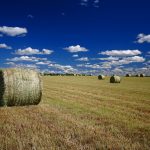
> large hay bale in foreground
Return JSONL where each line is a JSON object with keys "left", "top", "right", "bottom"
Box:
{"left": 0, "top": 68, "right": 42, "bottom": 106}
{"left": 98, "top": 75, "right": 105, "bottom": 80}
{"left": 110, "top": 75, "right": 121, "bottom": 83}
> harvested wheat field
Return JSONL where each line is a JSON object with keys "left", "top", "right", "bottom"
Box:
{"left": 0, "top": 76, "right": 150, "bottom": 150}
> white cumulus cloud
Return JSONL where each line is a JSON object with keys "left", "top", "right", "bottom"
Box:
{"left": 36, "top": 61, "right": 52, "bottom": 65}
{"left": 76, "top": 57, "right": 89, "bottom": 61}
{"left": 42, "top": 49, "right": 53, "bottom": 54}
{"left": 124, "top": 56, "right": 145, "bottom": 62}
{"left": 15, "top": 47, "right": 53, "bottom": 55}
{"left": 5, "top": 62, "right": 15, "bottom": 65}
{"left": 93, "top": 0, "right": 100, "bottom": 8}
{"left": 27, "top": 14, "right": 34, "bottom": 18}
{"left": 77, "top": 63, "right": 101, "bottom": 69}
{"left": 101, "top": 56, "right": 145, "bottom": 67}
{"left": 7, "top": 56, "right": 47, "bottom": 62}
{"left": 136, "top": 33, "right": 150, "bottom": 43}
{"left": 80, "top": 0, "right": 100, "bottom": 7}
{"left": 0, "top": 43, "right": 12, "bottom": 49}
{"left": 80, "top": 0, "right": 88, "bottom": 6}
{"left": 92, "top": 56, "right": 119, "bottom": 61}
{"left": 15, "top": 64, "right": 39, "bottom": 70}
{"left": 64, "top": 45, "right": 88, "bottom": 53}
{"left": 48, "top": 64, "right": 77, "bottom": 73}
{"left": 0, "top": 26, "right": 27, "bottom": 36}
{"left": 72, "top": 54, "right": 79, "bottom": 58}
{"left": 99, "top": 50, "right": 141, "bottom": 56}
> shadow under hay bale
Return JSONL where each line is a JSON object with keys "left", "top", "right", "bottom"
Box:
{"left": 98, "top": 75, "right": 105, "bottom": 80}
{"left": 110, "top": 75, "right": 121, "bottom": 83}
{"left": 0, "top": 68, "right": 42, "bottom": 107}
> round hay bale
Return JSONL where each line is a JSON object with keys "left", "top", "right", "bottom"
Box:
{"left": 110, "top": 75, "right": 121, "bottom": 83}
{"left": 0, "top": 68, "right": 42, "bottom": 106}
{"left": 136, "top": 74, "right": 140, "bottom": 77}
{"left": 126, "top": 74, "right": 131, "bottom": 77}
{"left": 140, "top": 74, "right": 145, "bottom": 77}
{"left": 98, "top": 75, "right": 105, "bottom": 80}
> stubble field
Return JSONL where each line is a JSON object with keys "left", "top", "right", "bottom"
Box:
{"left": 0, "top": 76, "right": 150, "bottom": 150}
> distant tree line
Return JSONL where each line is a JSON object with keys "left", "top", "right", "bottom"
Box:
{"left": 40, "top": 73, "right": 92, "bottom": 76}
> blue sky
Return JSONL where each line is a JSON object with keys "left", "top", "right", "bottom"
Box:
{"left": 0, "top": 0, "right": 150, "bottom": 75}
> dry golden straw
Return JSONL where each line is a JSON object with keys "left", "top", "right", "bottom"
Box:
{"left": 0, "top": 68, "right": 42, "bottom": 106}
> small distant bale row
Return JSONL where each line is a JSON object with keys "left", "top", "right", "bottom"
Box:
{"left": 135, "top": 74, "right": 145, "bottom": 77}
{"left": 126, "top": 74, "right": 145, "bottom": 77}
{"left": 98, "top": 74, "right": 121, "bottom": 83}
{"left": 0, "top": 68, "right": 42, "bottom": 107}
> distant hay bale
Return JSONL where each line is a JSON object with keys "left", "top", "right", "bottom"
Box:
{"left": 136, "top": 74, "right": 140, "bottom": 77}
{"left": 110, "top": 75, "right": 121, "bottom": 83}
{"left": 98, "top": 75, "right": 105, "bottom": 80}
{"left": 140, "top": 74, "right": 145, "bottom": 77}
{"left": 0, "top": 68, "right": 42, "bottom": 106}
{"left": 126, "top": 74, "right": 131, "bottom": 77}
{"left": 40, "top": 72, "right": 44, "bottom": 76}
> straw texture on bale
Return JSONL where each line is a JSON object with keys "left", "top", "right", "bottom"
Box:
{"left": 98, "top": 75, "right": 105, "bottom": 80}
{"left": 0, "top": 68, "right": 42, "bottom": 106}
{"left": 126, "top": 74, "right": 131, "bottom": 77}
{"left": 110, "top": 75, "right": 121, "bottom": 83}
